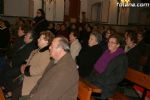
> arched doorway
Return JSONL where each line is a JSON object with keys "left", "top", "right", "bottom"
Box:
{"left": 91, "top": 3, "right": 102, "bottom": 22}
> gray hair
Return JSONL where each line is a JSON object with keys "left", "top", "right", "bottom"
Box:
{"left": 90, "top": 32, "right": 102, "bottom": 44}
{"left": 57, "top": 36, "right": 70, "bottom": 52}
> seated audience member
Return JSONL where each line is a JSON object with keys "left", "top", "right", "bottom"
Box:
{"left": 0, "top": 31, "right": 36, "bottom": 92}
{"left": 124, "top": 30, "right": 143, "bottom": 70}
{"left": 69, "top": 31, "right": 81, "bottom": 60}
{"left": 20, "top": 31, "right": 54, "bottom": 98}
{"left": 0, "top": 19, "right": 10, "bottom": 49}
{"left": 11, "top": 25, "right": 27, "bottom": 55}
{"left": 100, "top": 28, "right": 115, "bottom": 52}
{"left": 136, "top": 30, "right": 148, "bottom": 55}
{"left": 56, "top": 24, "right": 69, "bottom": 39}
{"left": 47, "top": 22, "right": 56, "bottom": 35}
{"left": 80, "top": 24, "right": 92, "bottom": 48}
{"left": 21, "top": 36, "right": 79, "bottom": 100}
{"left": 88, "top": 34, "right": 128, "bottom": 100}
{"left": 76, "top": 32, "right": 103, "bottom": 78}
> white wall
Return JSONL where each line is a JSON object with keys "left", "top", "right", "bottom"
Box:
{"left": 44, "top": 0, "right": 64, "bottom": 21}
{"left": 33, "top": 0, "right": 42, "bottom": 17}
{"left": 108, "top": 0, "right": 118, "bottom": 24}
{"left": 87, "top": 0, "right": 102, "bottom": 21}
{"left": 101, "top": 0, "right": 110, "bottom": 23}
{"left": 55, "top": 0, "right": 64, "bottom": 21}
{"left": 4, "top": 0, "right": 29, "bottom": 17}
{"left": 45, "top": 0, "right": 56, "bottom": 21}
{"left": 80, "top": 0, "right": 88, "bottom": 22}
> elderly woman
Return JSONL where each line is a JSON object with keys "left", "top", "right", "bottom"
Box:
{"left": 76, "top": 32, "right": 103, "bottom": 78}
{"left": 88, "top": 34, "right": 128, "bottom": 100}
{"left": 124, "top": 30, "right": 143, "bottom": 70}
{"left": 20, "top": 31, "right": 54, "bottom": 99}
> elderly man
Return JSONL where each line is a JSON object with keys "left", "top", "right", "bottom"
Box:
{"left": 27, "top": 36, "right": 79, "bottom": 100}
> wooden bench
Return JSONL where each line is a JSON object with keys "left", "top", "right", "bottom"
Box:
{"left": 78, "top": 77, "right": 102, "bottom": 100}
{"left": 78, "top": 67, "right": 150, "bottom": 100}
{"left": 125, "top": 67, "right": 150, "bottom": 99}
{"left": 0, "top": 88, "right": 5, "bottom": 100}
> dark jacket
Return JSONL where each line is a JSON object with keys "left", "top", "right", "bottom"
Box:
{"left": 33, "top": 17, "right": 49, "bottom": 39}
{"left": 88, "top": 54, "right": 128, "bottom": 99}
{"left": 76, "top": 44, "right": 102, "bottom": 78}
{"left": 29, "top": 53, "right": 79, "bottom": 100}
{"left": 0, "top": 27, "right": 10, "bottom": 48}
{"left": 126, "top": 45, "right": 142, "bottom": 70}
{"left": 12, "top": 41, "right": 36, "bottom": 69}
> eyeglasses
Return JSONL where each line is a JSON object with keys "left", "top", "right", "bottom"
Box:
{"left": 37, "top": 12, "right": 41, "bottom": 14}
{"left": 108, "top": 41, "right": 118, "bottom": 44}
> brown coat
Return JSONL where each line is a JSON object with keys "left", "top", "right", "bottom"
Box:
{"left": 29, "top": 53, "right": 79, "bottom": 100}
{"left": 22, "top": 47, "right": 50, "bottom": 96}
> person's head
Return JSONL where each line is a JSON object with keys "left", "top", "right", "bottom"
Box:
{"left": 125, "top": 30, "right": 137, "bottom": 47}
{"left": 49, "top": 36, "right": 70, "bottom": 61}
{"left": 105, "top": 28, "right": 115, "bottom": 39}
{"left": 55, "top": 24, "right": 61, "bottom": 31}
{"left": 88, "top": 32, "right": 102, "bottom": 47}
{"left": 48, "top": 23, "right": 55, "bottom": 29}
{"left": 38, "top": 31, "right": 55, "bottom": 49}
{"left": 0, "top": 19, "right": 5, "bottom": 27}
{"left": 24, "top": 31, "right": 34, "bottom": 44}
{"left": 69, "top": 31, "right": 78, "bottom": 43}
{"left": 60, "top": 24, "right": 66, "bottom": 31}
{"left": 108, "top": 34, "right": 122, "bottom": 53}
{"left": 17, "top": 25, "right": 27, "bottom": 37}
{"left": 137, "top": 31, "right": 144, "bottom": 43}
{"left": 36, "top": 9, "right": 45, "bottom": 18}
{"left": 86, "top": 25, "right": 92, "bottom": 32}
{"left": 71, "top": 23, "right": 77, "bottom": 30}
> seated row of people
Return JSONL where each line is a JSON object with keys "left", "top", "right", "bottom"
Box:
{"left": 0, "top": 22, "right": 150, "bottom": 100}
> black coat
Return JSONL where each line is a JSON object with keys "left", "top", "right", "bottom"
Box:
{"left": 126, "top": 45, "right": 143, "bottom": 70}
{"left": 88, "top": 54, "right": 128, "bottom": 99}
{"left": 0, "top": 27, "right": 10, "bottom": 48}
{"left": 12, "top": 41, "right": 36, "bottom": 69}
{"left": 33, "top": 17, "right": 49, "bottom": 39}
{"left": 76, "top": 44, "right": 102, "bottom": 77}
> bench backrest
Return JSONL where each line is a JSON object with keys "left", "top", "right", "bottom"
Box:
{"left": 0, "top": 88, "right": 5, "bottom": 100}
{"left": 125, "top": 67, "right": 150, "bottom": 90}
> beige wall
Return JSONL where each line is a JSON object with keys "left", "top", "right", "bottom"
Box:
{"left": 4, "top": 0, "right": 29, "bottom": 16}
{"left": 44, "top": 0, "right": 64, "bottom": 21}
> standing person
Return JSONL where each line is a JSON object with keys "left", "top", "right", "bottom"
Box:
{"left": 18, "top": 31, "right": 54, "bottom": 100}
{"left": 33, "top": 9, "right": 48, "bottom": 39}
{"left": 27, "top": 36, "right": 79, "bottom": 100}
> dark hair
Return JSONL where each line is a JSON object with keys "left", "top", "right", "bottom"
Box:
{"left": 126, "top": 30, "right": 137, "bottom": 43}
{"left": 26, "top": 30, "right": 35, "bottom": 40}
{"left": 40, "top": 31, "right": 55, "bottom": 44}
{"left": 19, "top": 25, "right": 29, "bottom": 33}
{"left": 70, "top": 31, "right": 79, "bottom": 38}
{"left": 37, "top": 9, "right": 45, "bottom": 18}
{"left": 109, "top": 33, "right": 124, "bottom": 48}
{"left": 137, "top": 30, "right": 145, "bottom": 38}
